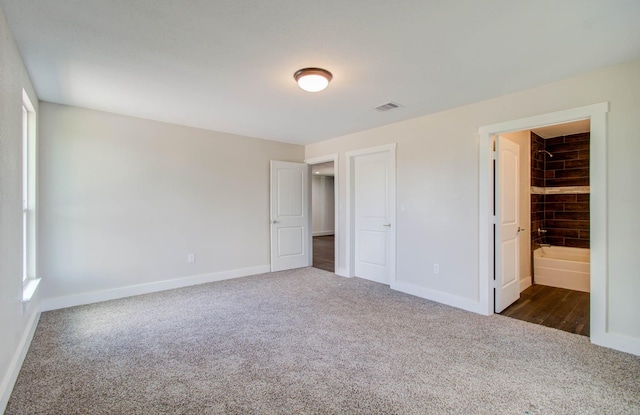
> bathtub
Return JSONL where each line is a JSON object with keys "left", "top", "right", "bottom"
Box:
{"left": 533, "top": 246, "right": 590, "bottom": 292}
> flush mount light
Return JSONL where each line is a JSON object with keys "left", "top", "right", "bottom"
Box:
{"left": 294, "top": 67, "right": 333, "bottom": 92}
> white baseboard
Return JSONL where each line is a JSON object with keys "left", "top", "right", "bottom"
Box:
{"left": 335, "top": 268, "right": 350, "bottom": 278}
{"left": 391, "top": 280, "right": 486, "bottom": 315}
{"left": 312, "top": 231, "right": 335, "bottom": 237}
{"left": 520, "top": 276, "right": 532, "bottom": 292}
{"left": 0, "top": 310, "right": 40, "bottom": 414}
{"left": 40, "top": 265, "right": 271, "bottom": 312}
{"left": 591, "top": 331, "right": 640, "bottom": 357}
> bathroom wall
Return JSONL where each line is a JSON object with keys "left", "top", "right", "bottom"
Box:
{"left": 544, "top": 133, "right": 590, "bottom": 187}
{"left": 543, "top": 132, "right": 590, "bottom": 248}
{"left": 530, "top": 132, "right": 546, "bottom": 247}
{"left": 530, "top": 131, "right": 590, "bottom": 249}
{"left": 543, "top": 194, "right": 590, "bottom": 247}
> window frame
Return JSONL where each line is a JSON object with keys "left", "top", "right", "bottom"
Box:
{"left": 22, "top": 90, "right": 39, "bottom": 301}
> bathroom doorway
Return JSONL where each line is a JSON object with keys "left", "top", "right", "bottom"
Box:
{"left": 496, "top": 120, "right": 591, "bottom": 336}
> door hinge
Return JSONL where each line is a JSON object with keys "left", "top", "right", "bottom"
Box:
{"left": 492, "top": 215, "right": 497, "bottom": 224}
{"left": 492, "top": 151, "right": 497, "bottom": 160}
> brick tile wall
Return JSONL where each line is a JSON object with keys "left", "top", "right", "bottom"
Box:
{"left": 530, "top": 132, "right": 546, "bottom": 247}
{"left": 544, "top": 132, "right": 590, "bottom": 187}
{"left": 544, "top": 193, "right": 590, "bottom": 248}
{"left": 530, "top": 132, "right": 590, "bottom": 248}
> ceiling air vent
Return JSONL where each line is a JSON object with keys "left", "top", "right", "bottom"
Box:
{"left": 375, "top": 102, "right": 402, "bottom": 112}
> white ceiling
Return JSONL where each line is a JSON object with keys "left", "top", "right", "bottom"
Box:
{"left": 2, "top": 1, "right": 639, "bottom": 145}
{"left": 531, "top": 119, "right": 590, "bottom": 139}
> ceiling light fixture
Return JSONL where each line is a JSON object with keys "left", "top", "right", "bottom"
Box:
{"left": 294, "top": 68, "right": 332, "bottom": 92}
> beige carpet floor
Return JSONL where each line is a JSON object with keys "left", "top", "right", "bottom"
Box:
{"left": 7, "top": 267, "right": 640, "bottom": 414}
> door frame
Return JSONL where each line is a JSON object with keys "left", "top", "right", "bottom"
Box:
{"left": 345, "top": 143, "right": 397, "bottom": 281}
{"left": 479, "top": 102, "right": 614, "bottom": 348}
{"left": 305, "top": 154, "right": 339, "bottom": 271}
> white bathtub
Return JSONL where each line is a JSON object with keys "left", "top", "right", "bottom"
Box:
{"left": 533, "top": 246, "right": 590, "bottom": 292}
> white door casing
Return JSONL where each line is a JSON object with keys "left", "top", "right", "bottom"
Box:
{"left": 479, "top": 103, "right": 633, "bottom": 355}
{"left": 495, "top": 135, "right": 521, "bottom": 313}
{"left": 353, "top": 149, "right": 395, "bottom": 284}
{"left": 270, "top": 161, "right": 310, "bottom": 272}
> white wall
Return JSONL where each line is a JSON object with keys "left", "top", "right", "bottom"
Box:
{"left": 305, "top": 59, "right": 640, "bottom": 348}
{"left": 501, "top": 131, "right": 532, "bottom": 292}
{"left": 38, "top": 103, "right": 304, "bottom": 304}
{"left": 312, "top": 175, "right": 335, "bottom": 236}
{"left": 0, "top": 6, "right": 41, "bottom": 411}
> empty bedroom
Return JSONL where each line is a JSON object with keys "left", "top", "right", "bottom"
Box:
{"left": 1, "top": 1, "right": 639, "bottom": 413}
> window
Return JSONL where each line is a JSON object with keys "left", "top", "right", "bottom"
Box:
{"left": 22, "top": 90, "right": 39, "bottom": 301}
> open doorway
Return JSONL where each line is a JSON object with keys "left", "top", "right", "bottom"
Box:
{"left": 310, "top": 161, "right": 335, "bottom": 272}
{"left": 479, "top": 102, "right": 612, "bottom": 349}
{"left": 497, "top": 120, "right": 591, "bottom": 336}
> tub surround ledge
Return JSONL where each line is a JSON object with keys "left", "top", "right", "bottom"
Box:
{"left": 531, "top": 186, "right": 590, "bottom": 195}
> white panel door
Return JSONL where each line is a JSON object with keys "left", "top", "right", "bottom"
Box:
{"left": 495, "top": 135, "right": 522, "bottom": 313}
{"left": 354, "top": 151, "right": 393, "bottom": 284}
{"left": 270, "top": 161, "right": 310, "bottom": 272}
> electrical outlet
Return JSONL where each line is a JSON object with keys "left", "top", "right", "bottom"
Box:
{"left": 433, "top": 264, "right": 439, "bottom": 274}
{"left": 188, "top": 253, "right": 195, "bottom": 263}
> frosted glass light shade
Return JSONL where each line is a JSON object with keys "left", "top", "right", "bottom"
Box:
{"left": 294, "top": 68, "right": 332, "bottom": 92}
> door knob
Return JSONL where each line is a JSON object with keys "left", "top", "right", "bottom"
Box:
{"left": 271, "top": 220, "right": 279, "bottom": 224}
{"left": 517, "top": 227, "right": 525, "bottom": 233}
{"left": 383, "top": 223, "right": 391, "bottom": 227}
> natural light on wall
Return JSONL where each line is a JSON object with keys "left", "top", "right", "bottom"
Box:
{"left": 22, "top": 89, "right": 40, "bottom": 302}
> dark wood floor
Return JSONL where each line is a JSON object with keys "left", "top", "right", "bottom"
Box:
{"left": 501, "top": 284, "right": 590, "bottom": 336}
{"left": 312, "top": 235, "right": 334, "bottom": 272}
